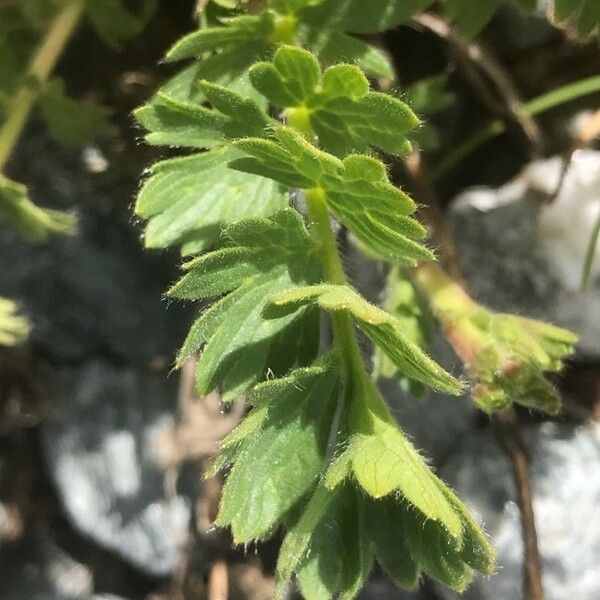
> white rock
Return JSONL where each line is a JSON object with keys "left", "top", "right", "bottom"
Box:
{"left": 439, "top": 422, "right": 600, "bottom": 600}
{"left": 41, "top": 361, "right": 192, "bottom": 576}
{"left": 449, "top": 149, "right": 600, "bottom": 355}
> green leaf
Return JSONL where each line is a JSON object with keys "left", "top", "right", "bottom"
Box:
{"left": 269, "top": 0, "right": 323, "bottom": 12}
{"left": 364, "top": 496, "right": 420, "bottom": 589}
{"left": 0, "top": 174, "right": 76, "bottom": 242}
{"left": 415, "top": 264, "right": 578, "bottom": 414}
{"left": 135, "top": 84, "right": 272, "bottom": 149}
{"left": 405, "top": 73, "right": 455, "bottom": 152}
{"left": 342, "top": 375, "right": 462, "bottom": 536}
{"left": 135, "top": 147, "right": 287, "bottom": 255}
{"left": 553, "top": 0, "right": 600, "bottom": 36}
{"left": 314, "top": 30, "right": 394, "bottom": 79}
{"left": 38, "top": 79, "right": 116, "bottom": 145}
{"left": 445, "top": 0, "right": 503, "bottom": 38}
{"left": 232, "top": 127, "right": 434, "bottom": 263}
{"left": 0, "top": 297, "right": 30, "bottom": 346}
{"left": 278, "top": 475, "right": 492, "bottom": 597}
{"left": 406, "top": 73, "right": 455, "bottom": 116}
{"left": 373, "top": 267, "right": 432, "bottom": 397}
{"left": 86, "top": 0, "right": 157, "bottom": 49}
{"left": 166, "top": 12, "right": 277, "bottom": 61}
{"left": 276, "top": 480, "right": 337, "bottom": 589}
{"left": 215, "top": 355, "right": 339, "bottom": 542}
{"left": 159, "top": 41, "right": 269, "bottom": 105}
{"left": 300, "top": 0, "right": 436, "bottom": 34}
{"left": 271, "top": 283, "right": 462, "bottom": 394}
{"left": 403, "top": 504, "right": 473, "bottom": 591}
{"left": 296, "top": 485, "right": 372, "bottom": 600}
{"left": 249, "top": 45, "right": 418, "bottom": 156}
{"left": 169, "top": 209, "right": 320, "bottom": 401}
{"left": 435, "top": 480, "right": 496, "bottom": 576}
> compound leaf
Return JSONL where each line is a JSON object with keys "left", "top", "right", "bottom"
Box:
{"left": 342, "top": 376, "right": 462, "bottom": 536}
{"left": 215, "top": 355, "right": 339, "bottom": 542}
{"left": 170, "top": 209, "right": 319, "bottom": 401}
{"left": 136, "top": 147, "right": 287, "bottom": 254}
{"left": 232, "top": 128, "right": 433, "bottom": 263}
{"left": 250, "top": 45, "right": 418, "bottom": 156}
{"left": 271, "top": 284, "right": 462, "bottom": 394}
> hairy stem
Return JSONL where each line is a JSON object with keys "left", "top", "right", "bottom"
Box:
{"left": 305, "top": 189, "right": 365, "bottom": 385}
{"left": 0, "top": 0, "right": 86, "bottom": 172}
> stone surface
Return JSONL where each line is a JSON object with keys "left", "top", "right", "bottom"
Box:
{"left": 41, "top": 361, "right": 193, "bottom": 577}
{"left": 0, "top": 129, "right": 189, "bottom": 363}
{"left": 448, "top": 149, "right": 600, "bottom": 356}
{"left": 439, "top": 422, "right": 600, "bottom": 600}
{"left": 0, "top": 529, "right": 93, "bottom": 600}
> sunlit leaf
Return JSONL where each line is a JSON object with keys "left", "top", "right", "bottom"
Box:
{"left": 232, "top": 127, "right": 433, "bottom": 263}
{"left": 250, "top": 45, "right": 418, "bottom": 156}
{"left": 0, "top": 174, "right": 76, "bottom": 242}
{"left": 169, "top": 209, "right": 319, "bottom": 401}
{"left": 270, "top": 283, "right": 462, "bottom": 394}
{"left": 0, "top": 297, "right": 30, "bottom": 346}
{"left": 136, "top": 146, "right": 287, "bottom": 255}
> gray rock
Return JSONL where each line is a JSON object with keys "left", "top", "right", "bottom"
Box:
{"left": 448, "top": 150, "right": 600, "bottom": 356}
{"left": 41, "top": 361, "right": 192, "bottom": 576}
{"left": 0, "top": 529, "right": 93, "bottom": 600}
{"left": 439, "top": 422, "right": 600, "bottom": 600}
{"left": 0, "top": 128, "right": 189, "bottom": 363}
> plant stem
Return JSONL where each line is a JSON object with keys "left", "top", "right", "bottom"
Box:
{"left": 305, "top": 189, "right": 365, "bottom": 384}
{"left": 492, "top": 410, "right": 544, "bottom": 600}
{"left": 581, "top": 208, "right": 600, "bottom": 290}
{"left": 433, "top": 74, "right": 600, "bottom": 180}
{"left": 0, "top": 0, "right": 86, "bottom": 172}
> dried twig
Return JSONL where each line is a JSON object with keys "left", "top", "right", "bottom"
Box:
{"left": 405, "top": 152, "right": 466, "bottom": 285}
{"left": 411, "top": 13, "right": 544, "bottom": 154}
{"left": 492, "top": 411, "right": 544, "bottom": 600}
{"left": 208, "top": 560, "right": 229, "bottom": 600}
